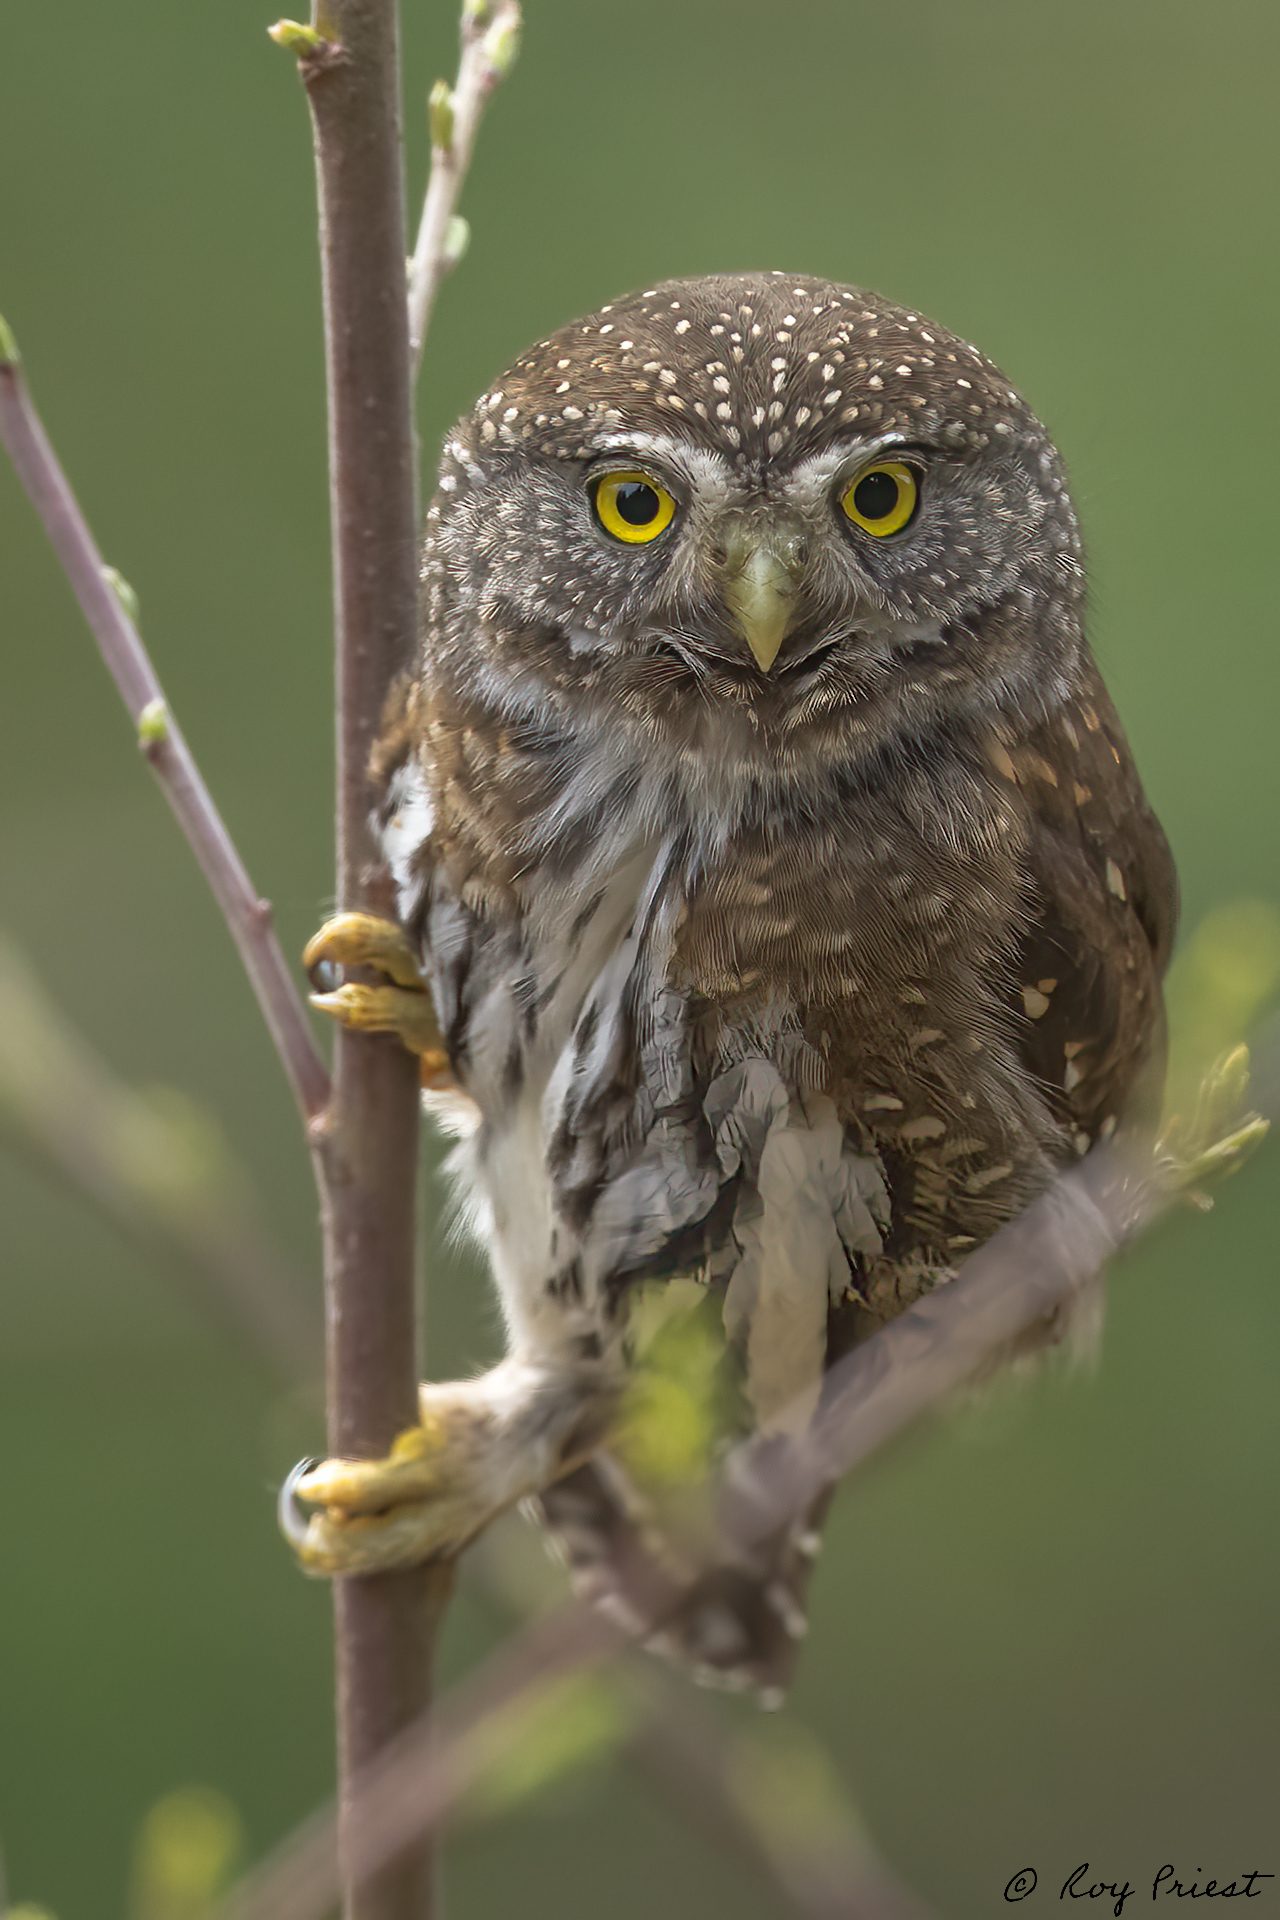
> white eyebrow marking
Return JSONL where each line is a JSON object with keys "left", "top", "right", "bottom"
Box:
{"left": 587, "top": 432, "right": 734, "bottom": 497}
{"left": 780, "top": 431, "right": 912, "bottom": 493}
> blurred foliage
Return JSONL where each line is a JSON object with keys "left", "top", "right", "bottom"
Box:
{"left": 730, "top": 1718, "right": 865, "bottom": 1857}
{"left": 616, "top": 1281, "right": 738, "bottom": 1491}
{"left": 1165, "top": 900, "right": 1280, "bottom": 1107}
{"left": 1, "top": 0, "right": 1277, "bottom": 1917}
{"left": 6, "top": 1785, "right": 243, "bottom": 1920}
{"left": 130, "top": 1789, "right": 243, "bottom": 1920}
{"left": 466, "top": 1675, "right": 635, "bottom": 1825}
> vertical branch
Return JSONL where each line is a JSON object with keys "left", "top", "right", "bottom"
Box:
{"left": 288, "top": 8, "right": 445, "bottom": 1916}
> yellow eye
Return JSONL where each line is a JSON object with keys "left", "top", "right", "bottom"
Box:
{"left": 592, "top": 470, "right": 678, "bottom": 545}
{"left": 840, "top": 460, "right": 919, "bottom": 537}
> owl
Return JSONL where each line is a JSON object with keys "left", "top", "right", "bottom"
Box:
{"left": 290, "top": 273, "right": 1177, "bottom": 1693}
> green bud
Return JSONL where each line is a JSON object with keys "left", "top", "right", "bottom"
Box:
{"left": 0, "top": 312, "right": 20, "bottom": 367}
{"left": 463, "top": 0, "right": 493, "bottom": 23}
{"left": 429, "top": 78, "right": 455, "bottom": 152}
{"left": 267, "top": 19, "right": 326, "bottom": 53}
{"left": 137, "top": 699, "right": 170, "bottom": 747}
{"left": 483, "top": 11, "right": 522, "bottom": 77}
{"left": 444, "top": 215, "right": 471, "bottom": 268}
{"left": 102, "top": 565, "right": 140, "bottom": 627}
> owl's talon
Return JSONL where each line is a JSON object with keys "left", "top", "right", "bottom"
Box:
{"left": 295, "top": 1421, "right": 447, "bottom": 1515}
{"left": 284, "top": 1494, "right": 448, "bottom": 1578}
{"left": 278, "top": 1457, "right": 324, "bottom": 1558}
{"left": 282, "top": 1428, "right": 474, "bottom": 1574}
{"left": 304, "top": 911, "right": 424, "bottom": 990}
{"left": 280, "top": 1423, "right": 475, "bottom": 1577}
{"left": 304, "top": 912, "right": 452, "bottom": 1082}
{"left": 279, "top": 1360, "right": 613, "bottom": 1579}
{"left": 308, "top": 980, "right": 445, "bottom": 1060}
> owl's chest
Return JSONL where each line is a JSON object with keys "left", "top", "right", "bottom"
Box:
{"left": 404, "top": 738, "right": 1064, "bottom": 1351}
{"left": 421, "top": 761, "right": 1029, "bottom": 1132}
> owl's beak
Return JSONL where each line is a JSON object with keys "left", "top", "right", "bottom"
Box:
{"left": 720, "top": 523, "right": 804, "bottom": 674}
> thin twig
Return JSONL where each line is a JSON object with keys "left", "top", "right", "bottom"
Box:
{"left": 0, "top": 938, "right": 320, "bottom": 1387}
{"left": 290, "top": 7, "right": 440, "bottom": 1917}
{"left": 407, "top": 0, "right": 521, "bottom": 378}
{"left": 217, "top": 1077, "right": 1274, "bottom": 1920}
{"left": 0, "top": 335, "right": 330, "bottom": 1127}
{"left": 631, "top": 1674, "right": 936, "bottom": 1920}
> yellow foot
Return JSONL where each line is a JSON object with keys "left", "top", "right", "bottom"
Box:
{"left": 280, "top": 1362, "right": 616, "bottom": 1578}
{"left": 279, "top": 1420, "right": 483, "bottom": 1577}
{"left": 303, "top": 912, "right": 452, "bottom": 1088}
{"left": 1156, "top": 1044, "right": 1269, "bottom": 1211}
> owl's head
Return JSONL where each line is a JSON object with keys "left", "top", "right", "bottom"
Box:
{"left": 427, "top": 274, "right": 1085, "bottom": 773}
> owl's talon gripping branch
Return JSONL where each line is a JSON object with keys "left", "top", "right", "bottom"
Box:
{"left": 280, "top": 1364, "right": 621, "bottom": 1578}
{"left": 279, "top": 1423, "right": 466, "bottom": 1577}
{"left": 303, "top": 911, "right": 452, "bottom": 1087}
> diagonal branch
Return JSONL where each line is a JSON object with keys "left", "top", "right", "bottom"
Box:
{"left": 217, "top": 1062, "right": 1274, "bottom": 1920}
{"left": 0, "top": 327, "right": 330, "bottom": 1127}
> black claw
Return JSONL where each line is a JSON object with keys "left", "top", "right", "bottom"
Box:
{"left": 277, "top": 1457, "right": 324, "bottom": 1554}
{"left": 308, "top": 959, "right": 342, "bottom": 994}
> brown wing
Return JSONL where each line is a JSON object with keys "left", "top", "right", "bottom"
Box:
{"left": 1002, "top": 667, "right": 1178, "bottom": 1149}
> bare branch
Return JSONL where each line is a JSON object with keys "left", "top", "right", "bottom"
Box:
{"left": 287, "top": 3, "right": 440, "bottom": 1913}
{"left": 407, "top": 0, "right": 521, "bottom": 378}
{"left": 0, "top": 332, "right": 330, "bottom": 1127}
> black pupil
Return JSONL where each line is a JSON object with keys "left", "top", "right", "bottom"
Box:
{"left": 614, "top": 481, "right": 661, "bottom": 526}
{"left": 852, "top": 469, "right": 901, "bottom": 521}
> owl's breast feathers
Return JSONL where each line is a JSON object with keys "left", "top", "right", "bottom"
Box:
{"left": 371, "top": 653, "right": 1174, "bottom": 1363}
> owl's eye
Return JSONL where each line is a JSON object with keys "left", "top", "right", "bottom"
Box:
{"left": 592, "top": 470, "right": 678, "bottom": 545}
{"left": 840, "top": 460, "right": 919, "bottom": 537}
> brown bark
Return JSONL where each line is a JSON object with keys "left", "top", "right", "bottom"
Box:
{"left": 299, "top": 5, "right": 448, "bottom": 1914}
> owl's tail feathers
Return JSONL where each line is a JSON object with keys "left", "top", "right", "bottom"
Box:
{"left": 536, "top": 1458, "right": 830, "bottom": 1703}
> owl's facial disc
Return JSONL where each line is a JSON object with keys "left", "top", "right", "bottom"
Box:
{"left": 715, "top": 515, "right": 807, "bottom": 673}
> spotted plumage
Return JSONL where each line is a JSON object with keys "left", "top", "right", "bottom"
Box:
{"left": 368, "top": 272, "right": 1176, "bottom": 1688}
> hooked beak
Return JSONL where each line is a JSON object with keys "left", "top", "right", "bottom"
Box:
{"left": 719, "top": 521, "right": 805, "bottom": 674}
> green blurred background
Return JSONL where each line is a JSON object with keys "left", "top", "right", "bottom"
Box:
{"left": 2, "top": 0, "right": 1277, "bottom": 1913}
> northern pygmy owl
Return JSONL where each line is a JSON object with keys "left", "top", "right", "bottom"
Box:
{"left": 296, "top": 273, "right": 1176, "bottom": 1692}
